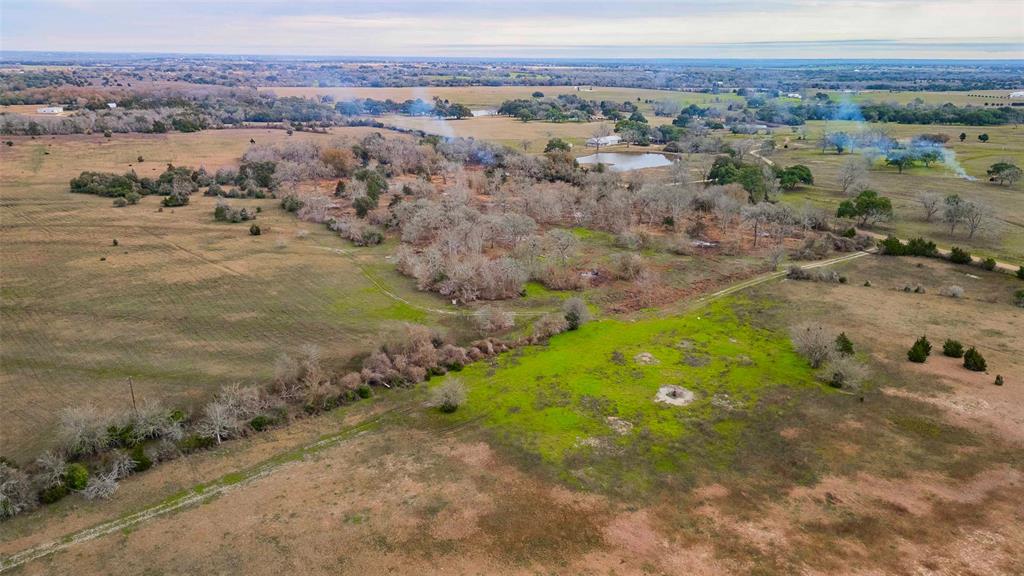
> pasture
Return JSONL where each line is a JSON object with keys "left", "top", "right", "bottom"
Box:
{"left": 7, "top": 255, "right": 1021, "bottom": 574}
{"left": 260, "top": 84, "right": 742, "bottom": 113}
{"left": 825, "top": 89, "right": 1023, "bottom": 106}
{"left": 771, "top": 121, "right": 1024, "bottom": 261}
{"left": 0, "top": 128, "right": 464, "bottom": 460}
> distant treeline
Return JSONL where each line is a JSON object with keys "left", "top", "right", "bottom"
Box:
{"left": 754, "top": 98, "right": 1024, "bottom": 126}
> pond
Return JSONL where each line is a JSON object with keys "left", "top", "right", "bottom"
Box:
{"left": 576, "top": 152, "right": 673, "bottom": 172}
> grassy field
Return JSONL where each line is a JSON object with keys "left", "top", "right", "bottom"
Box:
{"left": 430, "top": 297, "right": 820, "bottom": 498}
{"left": 260, "top": 84, "right": 742, "bottom": 112}
{"left": 375, "top": 113, "right": 622, "bottom": 153}
{"left": 825, "top": 89, "right": 1023, "bottom": 106}
{"left": 771, "top": 121, "right": 1024, "bottom": 262}
{"left": 0, "top": 128, "right": 466, "bottom": 460}
{"left": 4, "top": 255, "right": 1023, "bottom": 574}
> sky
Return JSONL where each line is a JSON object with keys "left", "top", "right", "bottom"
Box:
{"left": 1, "top": 0, "right": 1022, "bottom": 59}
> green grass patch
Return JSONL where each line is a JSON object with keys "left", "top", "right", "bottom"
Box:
{"left": 431, "top": 297, "right": 820, "bottom": 496}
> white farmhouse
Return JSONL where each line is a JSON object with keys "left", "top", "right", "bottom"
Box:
{"left": 787, "top": 93, "right": 803, "bottom": 99}
{"left": 1010, "top": 91, "right": 1024, "bottom": 99}
{"left": 37, "top": 106, "right": 63, "bottom": 114}
{"left": 106, "top": 102, "right": 117, "bottom": 109}
{"left": 586, "top": 134, "right": 621, "bottom": 147}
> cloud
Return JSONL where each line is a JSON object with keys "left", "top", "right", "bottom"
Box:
{"left": 1, "top": 0, "right": 1021, "bottom": 58}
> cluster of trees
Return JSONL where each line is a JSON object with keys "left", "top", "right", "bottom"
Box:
{"left": 753, "top": 98, "right": 1024, "bottom": 127}
{"left": 708, "top": 157, "right": 813, "bottom": 202}
{"left": 498, "top": 94, "right": 598, "bottom": 122}
{"left": 335, "top": 97, "right": 472, "bottom": 119}
{"left": 70, "top": 164, "right": 209, "bottom": 207}
{"left": 919, "top": 193, "right": 992, "bottom": 239}
{"left": 987, "top": 162, "right": 1021, "bottom": 186}
{"left": 0, "top": 86, "right": 347, "bottom": 135}
{"left": 213, "top": 199, "right": 258, "bottom": 223}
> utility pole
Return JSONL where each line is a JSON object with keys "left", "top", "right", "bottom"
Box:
{"left": 127, "top": 376, "right": 138, "bottom": 417}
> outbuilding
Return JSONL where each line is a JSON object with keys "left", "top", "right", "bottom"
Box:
{"left": 37, "top": 106, "right": 63, "bottom": 114}
{"left": 586, "top": 135, "right": 621, "bottom": 147}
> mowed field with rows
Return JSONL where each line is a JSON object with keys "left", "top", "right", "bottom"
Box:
{"left": 0, "top": 128, "right": 464, "bottom": 460}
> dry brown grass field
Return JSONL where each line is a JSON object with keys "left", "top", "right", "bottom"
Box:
{"left": 0, "top": 128, "right": 467, "bottom": 460}
{"left": 3, "top": 256, "right": 1021, "bottom": 575}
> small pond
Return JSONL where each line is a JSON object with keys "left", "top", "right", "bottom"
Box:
{"left": 576, "top": 152, "right": 672, "bottom": 171}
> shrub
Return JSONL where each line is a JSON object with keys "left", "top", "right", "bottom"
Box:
{"left": 0, "top": 463, "right": 37, "bottom": 519}
{"left": 249, "top": 415, "right": 276, "bottom": 432}
{"left": 64, "top": 462, "right": 90, "bottom": 490}
{"left": 58, "top": 405, "right": 110, "bottom": 457}
{"left": 249, "top": 224, "right": 261, "bottom": 236}
{"left": 473, "top": 306, "right": 514, "bottom": 334}
{"left": 130, "top": 443, "right": 152, "bottom": 473}
{"left": 819, "top": 354, "right": 869, "bottom": 390}
{"left": 994, "top": 374, "right": 1004, "bottom": 386}
{"left": 939, "top": 285, "right": 964, "bottom": 298}
{"left": 1017, "top": 266, "right": 1024, "bottom": 279}
{"left": 162, "top": 190, "right": 189, "bottom": 207}
{"left": 562, "top": 298, "right": 590, "bottom": 330}
{"left": 356, "top": 384, "right": 372, "bottom": 399}
{"left": 907, "top": 336, "right": 931, "bottom": 363}
{"left": 834, "top": 332, "right": 854, "bottom": 356}
{"left": 980, "top": 258, "right": 997, "bottom": 271}
{"left": 948, "top": 246, "right": 972, "bottom": 264}
{"left": 280, "top": 195, "right": 304, "bottom": 213}
{"left": 81, "top": 473, "right": 118, "bottom": 501}
{"left": 1014, "top": 289, "right": 1024, "bottom": 308}
{"left": 963, "top": 347, "right": 987, "bottom": 372}
{"left": 430, "top": 379, "right": 467, "bottom": 413}
{"left": 942, "top": 339, "right": 964, "bottom": 358}
{"left": 39, "top": 483, "right": 69, "bottom": 504}
{"left": 790, "top": 323, "right": 834, "bottom": 368}
{"left": 112, "top": 197, "right": 127, "bottom": 207}
{"left": 178, "top": 434, "right": 216, "bottom": 454}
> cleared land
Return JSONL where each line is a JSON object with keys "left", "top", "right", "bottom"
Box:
{"left": 0, "top": 128, "right": 465, "bottom": 460}
{"left": 4, "top": 256, "right": 1022, "bottom": 575}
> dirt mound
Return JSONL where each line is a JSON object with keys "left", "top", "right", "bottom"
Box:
{"left": 634, "top": 352, "right": 659, "bottom": 365}
{"left": 655, "top": 385, "right": 695, "bottom": 406}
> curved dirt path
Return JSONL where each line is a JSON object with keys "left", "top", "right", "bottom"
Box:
{"left": 0, "top": 249, "right": 871, "bottom": 573}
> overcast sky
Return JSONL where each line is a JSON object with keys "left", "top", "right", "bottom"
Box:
{"left": 2, "top": 0, "right": 1022, "bottom": 59}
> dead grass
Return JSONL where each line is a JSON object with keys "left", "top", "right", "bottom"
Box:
{"left": 0, "top": 128, "right": 462, "bottom": 460}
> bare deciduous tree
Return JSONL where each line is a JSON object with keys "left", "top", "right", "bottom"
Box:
{"left": 198, "top": 400, "right": 242, "bottom": 445}
{"left": 58, "top": 405, "right": 110, "bottom": 457}
{"left": 1, "top": 463, "right": 37, "bottom": 518}
{"left": 34, "top": 451, "right": 67, "bottom": 489}
{"left": 819, "top": 354, "right": 870, "bottom": 391}
{"left": 917, "top": 192, "right": 941, "bottom": 222}
{"left": 837, "top": 157, "right": 868, "bottom": 196}
{"left": 81, "top": 471, "right": 118, "bottom": 501}
{"left": 962, "top": 200, "right": 991, "bottom": 239}
{"left": 790, "top": 323, "right": 834, "bottom": 368}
